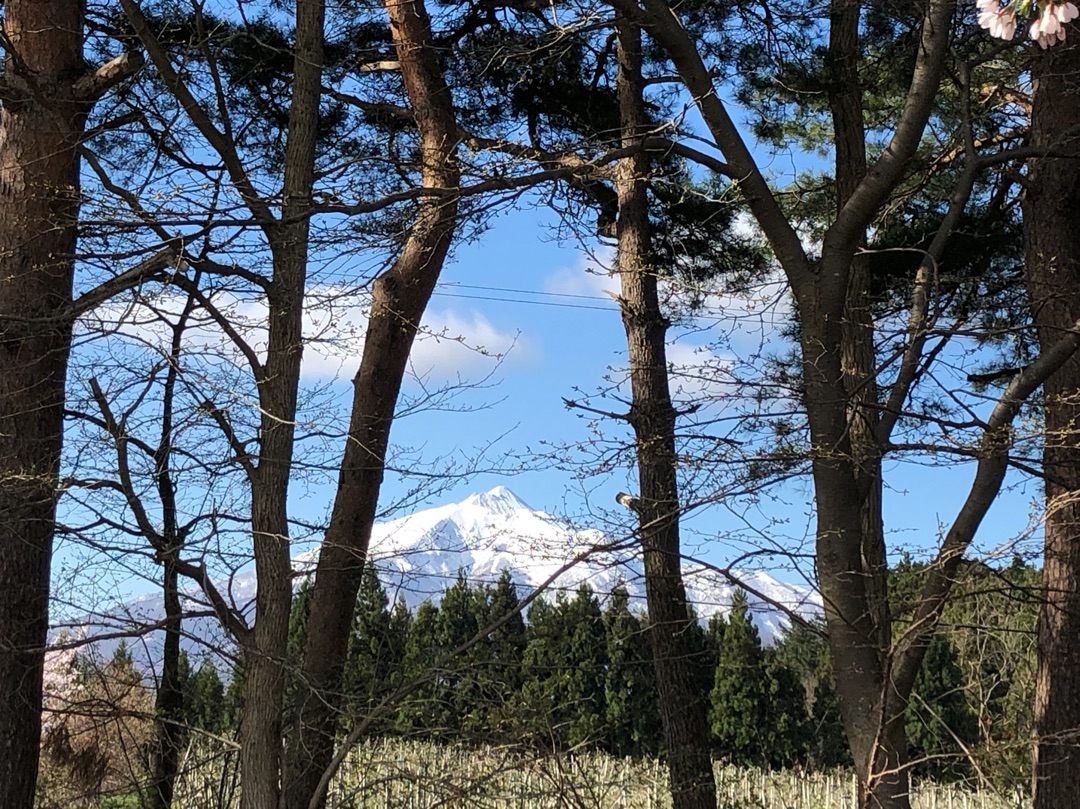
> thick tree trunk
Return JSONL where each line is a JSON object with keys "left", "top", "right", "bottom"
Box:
{"left": 280, "top": 1, "right": 460, "bottom": 806}
{"left": 613, "top": 20, "right": 716, "bottom": 809}
{"left": 1025, "top": 33, "right": 1080, "bottom": 809}
{"left": 236, "top": 0, "right": 324, "bottom": 806}
{"left": 823, "top": 4, "right": 904, "bottom": 803}
{"left": 0, "top": 3, "right": 87, "bottom": 806}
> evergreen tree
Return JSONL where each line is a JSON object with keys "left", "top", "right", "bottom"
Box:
{"left": 475, "top": 570, "right": 528, "bottom": 743}
{"left": 810, "top": 675, "right": 852, "bottom": 769}
{"left": 436, "top": 571, "right": 486, "bottom": 741}
{"left": 709, "top": 590, "right": 769, "bottom": 765}
{"left": 773, "top": 618, "right": 850, "bottom": 768}
{"left": 760, "top": 650, "right": 811, "bottom": 768}
{"left": 603, "top": 585, "right": 662, "bottom": 757}
{"left": 396, "top": 600, "right": 446, "bottom": 738}
{"left": 557, "top": 584, "right": 609, "bottom": 749}
{"left": 520, "top": 585, "right": 608, "bottom": 750}
{"left": 282, "top": 578, "right": 314, "bottom": 735}
{"left": 906, "top": 633, "right": 978, "bottom": 780}
{"left": 187, "top": 660, "right": 226, "bottom": 735}
{"left": 222, "top": 658, "right": 245, "bottom": 734}
{"left": 343, "top": 564, "right": 406, "bottom": 736}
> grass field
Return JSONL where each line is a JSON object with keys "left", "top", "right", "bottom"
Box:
{"left": 173, "top": 739, "right": 1027, "bottom": 809}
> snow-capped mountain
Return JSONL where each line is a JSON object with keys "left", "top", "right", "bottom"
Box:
{"left": 72, "top": 486, "right": 821, "bottom": 662}
{"left": 359, "top": 486, "right": 820, "bottom": 642}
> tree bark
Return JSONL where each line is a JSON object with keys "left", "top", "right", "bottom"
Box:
{"left": 235, "top": 0, "right": 324, "bottom": 805}
{"left": 825, "top": 4, "right": 904, "bottom": 803}
{"left": 281, "top": 1, "right": 461, "bottom": 806}
{"left": 612, "top": 18, "right": 717, "bottom": 809}
{"left": 148, "top": 298, "right": 196, "bottom": 809}
{"left": 1025, "top": 32, "right": 1080, "bottom": 809}
{"left": 119, "top": 0, "right": 322, "bottom": 803}
{"left": 0, "top": 4, "right": 106, "bottom": 806}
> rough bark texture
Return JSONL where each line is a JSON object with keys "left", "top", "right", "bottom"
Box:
{"left": 1026, "top": 33, "right": 1080, "bottom": 809}
{"left": 613, "top": 19, "right": 716, "bottom": 809}
{"left": 825, "top": 4, "right": 904, "bottom": 804}
{"left": 281, "top": 1, "right": 461, "bottom": 806}
{"left": 234, "top": 0, "right": 324, "bottom": 806}
{"left": 0, "top": 3, "right": 87, "bottom": 806}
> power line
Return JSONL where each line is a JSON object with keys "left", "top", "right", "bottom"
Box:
{"left": 432, "top": 291, "right": 616, "bottom": 312}
{"left": 443, "top": 282, "right": 613, "bottom": 302}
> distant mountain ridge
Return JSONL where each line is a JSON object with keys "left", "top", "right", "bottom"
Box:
{"left": 77, "top": 486, "right": 821, "bottom": 662}
{"left": 358, "top": 486, "right": 820, "bottom": 643}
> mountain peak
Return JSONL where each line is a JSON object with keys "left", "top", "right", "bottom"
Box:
{"left": 460, "top": 486, "right": 532, "bottom": 516}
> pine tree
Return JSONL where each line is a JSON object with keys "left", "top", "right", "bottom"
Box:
{"left": 773, "top": 618, "right": 849, "bottom": 768}
{"left": 187, "top": 661, "right": 226, "bottom": 735}
{"left": 520, "top": 585, "right": 608, "bottom": 750}
{"left": 475, "top": 570, "right": 527, "bottom": 743}
{"left": 905, "top": 633, "right": 978, "bottom": 780}
{"left": 761, "top": 650, "right": 811, "bottom": 768}
{"left": 710, "top": 591, "right": 768, "bottom": 764}
{"left": 343, "top": 564, "right": 405, "bottom": 736}
{"left": 810, "top": 675, "right": 852, "bottom": 769}
{"left": 559, "top": 584, "right": 609, "bottom": 749}
{"left": 603, "top": 585, "right": 661, "bottom": 757}
{"left": 436, "top": 571, "right": 485, "bottom": 741}
{"left": 396, "top": 600, "right": 446, "bottom": 738}
{"left": 223, "top": 658, "right": 246, "bottom": 734}
{"left": 283, "top": 578, "right": 314, "bottom": 734}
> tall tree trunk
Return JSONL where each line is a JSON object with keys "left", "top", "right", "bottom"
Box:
{"left": 119, "top": 0, "right": 322, "bottom": 803}
{"left": 281, "top": 1, "right": 460, "bottom": 806}
{"left": 0, "top": 4, "right": 95, "bottom": 806}
{"left": 1025, "top": 33, "right": 1080, "bottom": 809}
{"left": 148, "top": 299, "right": 196, "bottom": 809}
{"left": 234, "top": 0, "right": 324, "bottom": 805}
{"left": 612, "top": 19, "right": 716, "bottom": 809}
{"left": 825, "top": 3, "right": 904, "bottom": 804}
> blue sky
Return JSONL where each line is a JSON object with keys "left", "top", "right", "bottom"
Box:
{"left": 55, "top": 84, "right": 1043, "bottom": 616}
{"left": 286, "top": 197, "right": 1042, "bottom": 586}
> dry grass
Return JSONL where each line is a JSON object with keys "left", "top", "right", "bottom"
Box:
{"left": 171, "top": 738, "right": 1027, "bottom": 809}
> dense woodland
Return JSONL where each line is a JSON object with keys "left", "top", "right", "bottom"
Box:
{"left": 2, "top": 0, "right": 1080, "bottom": 807}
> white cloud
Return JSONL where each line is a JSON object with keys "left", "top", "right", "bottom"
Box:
{"left": 543, "top": 248, "right": 618, "bottom": 300}
{"left": 79, "top": 285, "right": 533, "bottom": 384}
{"left": 409, "top": 309, "right": 536, "bottom": 379}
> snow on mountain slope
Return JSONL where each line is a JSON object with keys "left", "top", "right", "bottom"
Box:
{"left": 77, "top": 486, "right": 820, "bottom": 661}
{"left": 363, "top": 486, "right": 820, "bottom": 643}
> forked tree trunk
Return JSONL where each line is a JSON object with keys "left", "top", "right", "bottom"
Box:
{"left": 281, "top": 1, "right": 461, "bottom": 806}
{"left": 120, "top": 0, "right": 323, "bottom": 802}
{"left": 612, "top": 19, "right": 716, "bottom": 809}
{"left": 1025, "top": 33, "right": 1080, "bottom": 809}
{"left": 235, "top": 0, "right": 324, "bottom": 804}
{"left": 0, "top": 4, "right": 95, "bottom": 806}
{"left": 825, "top": 3, "right": 904, "bottom": 804}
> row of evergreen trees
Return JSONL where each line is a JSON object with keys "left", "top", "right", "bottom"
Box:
{"left": 176, "top": 563, "right": 1007, "bottom": 777}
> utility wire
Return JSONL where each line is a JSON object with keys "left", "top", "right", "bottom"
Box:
{"left": 432, "top": 291, "right": 615, "bottom": 312}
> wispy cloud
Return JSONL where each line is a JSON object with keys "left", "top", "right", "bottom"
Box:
{"left": 543, "top": 248, "right": 618, "bottom": 300}
{"left": 79, "top": 285, "right": 536, "bottom": 384}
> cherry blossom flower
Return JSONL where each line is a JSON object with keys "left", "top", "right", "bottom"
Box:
{"left": 1030, "top": 1, "right": 1078, "bottom": 46}
{"left": 976, "top": 0, "right": 1077, "bottom": 47}
{"left": 980, "top": 2, "right": 1019, "bottom": 38}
